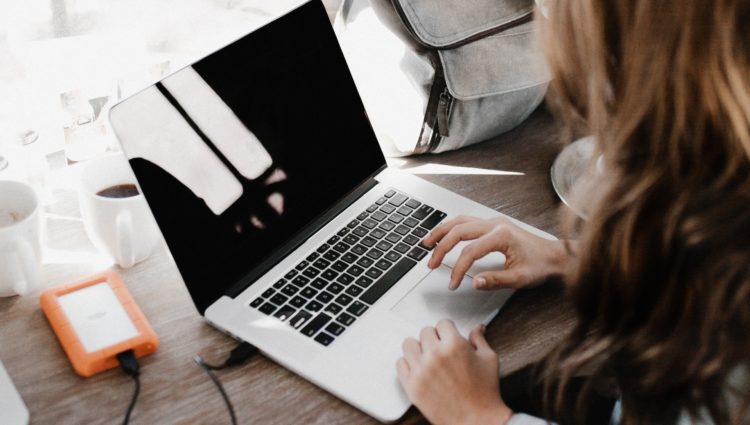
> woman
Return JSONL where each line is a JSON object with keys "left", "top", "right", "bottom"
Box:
{"left": 396, "top": 0, "right": 750, "bottom": 424}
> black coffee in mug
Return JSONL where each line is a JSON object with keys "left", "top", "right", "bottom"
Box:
{"left": 97, "top": 184, "right": 139, "bottom": 199}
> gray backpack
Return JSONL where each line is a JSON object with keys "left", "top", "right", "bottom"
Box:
{"left": 334, "top": 0, "right": 550, "bottom": 155}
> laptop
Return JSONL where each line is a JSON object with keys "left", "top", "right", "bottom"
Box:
{"left": 109, "top": 0, "right": 555, "bottom": 421}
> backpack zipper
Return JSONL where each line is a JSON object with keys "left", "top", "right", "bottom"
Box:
{"left": 437, "top": 87, "right": 453, "bottom": 138}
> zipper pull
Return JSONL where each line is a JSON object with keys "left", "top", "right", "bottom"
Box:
{"left": 437, "top": 88, "right": 453, "bottom": 138}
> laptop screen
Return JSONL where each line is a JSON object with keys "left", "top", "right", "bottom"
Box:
{"left": 110, "top": 1, "right": 386, "bottom": 313}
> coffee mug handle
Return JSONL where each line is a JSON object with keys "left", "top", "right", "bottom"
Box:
{"left": 7, "top": 239, "right": 37, "bottom": 295}
{"left": 116, "top": 211, "right": 136, "bottom": 269}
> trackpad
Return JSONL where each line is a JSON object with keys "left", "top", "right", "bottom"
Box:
{"left": 390, "top": 265, "right": 513, "bottom": 335}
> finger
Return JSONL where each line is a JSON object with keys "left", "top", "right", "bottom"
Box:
{"left": 418, "top": 326, "right": 440, "bottom": 350}
{"left": 396, "top": 357, "right": 410, "bottom": 386}
{"left": 469, "top": 324, "right": 493, "bottom": 353}
{"left": 435, "top": 319, "right": 460, "bottom": 342}
{"left": 421, "top": 215, "right": 476, "bottom": 248}
{"left": 472, "top": 269, "right": 523, "bottom": 290}
{"left": 428, "top": 221, "right": 496, "bottom": 269}
{"left": 450, "top": 228, "right": 510, "bottom": 288}
{"left": 402, "top": 337, "right": 422, "bottom": 365}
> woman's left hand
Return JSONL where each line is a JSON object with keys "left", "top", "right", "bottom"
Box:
{"left": 397, "top": 320, "right": 513, "bottom": 425}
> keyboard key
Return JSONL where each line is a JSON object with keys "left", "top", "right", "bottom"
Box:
{"left": 273, "top": 279, "right": 286, "bottom": 289}
{"left": 361, "top": 236, "right": 376, "bottom": 247}
{"left": 341, "top": 252, "right": 358, "bottom": 264}
{"left": 347, "top": 219, "right": 359, "bottom": 229}
{"left": 290, "top": 296, "right": 307, "bottom": 308}
{"left": 356, "top": 212, "right": 369, "bottom": 221}
{"left": 261, "top": 288, "right": 275, "bottom": 298}
{"left": 270, "top": 293, "right": 289, "bottom": 306}
{"left": 337, "top": 313, "right": 356, "bottom": 326}
{"left": 302, "top": 268, "right": 320, "bottom": 278}
{"left": 370, "top": 228, "right": 386, "bottom": 239}
{"left": 365, "top": 268, "right": 383, "bottom": 279}
{"left": 317, "top": 243, "right": 330, "bottom": 253}
{"left": 380, "top": 204, "right": 396, "bottom": 214}
{"left": 412, "top": 227, "right": 428, "bottom": 237}
{"left": 420, "top": 210, "right": 447, "bottom": 230}
{"left": 375, "top": 259, "right": 393, "bottom": 270}
{"left": 259, "top": 303, "right": 277, "bottom": 315}
{"left": 394, "top": 225, "right": 411, "bottom": 236}
{"left": 314, "top": 333, "right": 335, "bottom": 346}
{"left": 296, "top": 261, "right": 308, "bottom": 271}
{"left": 281, "top": 284, "right": 299, "bottom": 296}
{"left": 333, "top": 242, "right": 350, "bottom": 253}
{"left": 332, "top": 261, "right": 348, "bottom": 272}
{"left": 337, "top": 227, "right": 350, "bottom": 237}
{"left": 397, "top": 206, "right": 413, "bottom": 216}
{"left": 407, "top": 246, "right": 429, "bottom": 261}
{"left": 352, "top": 226, "right": 369, "bottom": 237}
{"left": 385, "top": 251, "right": 401, "bottom": 262}
{"left": 375, "top": 197, "right": 387, "bottom": 205}
{"left": 343, "top": 234, "right": 360, "bottom": 245}
{"left": 292, "top": 276, "right": 310, "bottom": 287}
{"left": 366, "top": 248, "right": 384, "bottom": 259}
{"left": 306, "top": 252, "right": 320, "bottom": 262}
{"left": 336, "top": 273, "right": 354, "bottom": 285}
{"left": 322, "top": 269, "right": 339, "bottom": 280}
{"left": 250, "top": 297, "right": 264, "bottom": 308}
{"left": 356, "top": 257, "right": 374, "bottom": 268}
{"left": 355, "top": 276, "right": 374, "bottom": 288}
{"left": 305, "top": 300, "right": 324, "bottom": 313}
{"left": 327, "top": 282, "right": 344, "bottom": 294}
{"left": 376, "top": 240, "right": 393, "bottom": 251}
{"left": 301, "top": 287, "right": 318, "bottom": 299}
{"left": 412, "top": 205, "right": 434, "bottom": 220}
{"left": 388, "top": 213, "right": 405, "bottom": 224}
{"left": 274, "top": 304, "right": 296, "bottom": 321}
{"left": 404, "top": 217, "right": 420, "bottom": 228}
{"left": 366, "top": 203, "right": 379, "bottom": 213}
{"left": 405, "top": 199, "right": 421, "bottom": 209}
{"left": 285, "top": 270, "right": 298, "bottom": 279}
{"left": 385, "top": 233, "right": 401, "bottom": 243}
{"left": 351, "top": 244, "right": 368, "bottom": 255}
{"left": 301, "top": 313, "right": 332, "bottom": 337}
{"left": 394, "top": 242, "right": 410, "bottom": 254}
{"left": 388, "top": 193, "right": 408, "bottom": 206}
{"left": 347, "top": 265, "right": 365, "bottom": 276}
{"left": 311, "top": 278, "right": 328, "bottom": 290}
{"left": 335, "top": 294, "right": 354, "bottom": 306}
{"left": 316, "top": 291, "right": 334, "bottom": 303}
{"left": 346, "top": 301, "right": 368, "bottom": 316}
{"left": 325, "top": 323, "right": 346, "bottom": 336}
{"left": 325, "top": 303, "right": 343, "bottom": 315}
{"left": 313, "top": 259, "right": 331, "bottom": 269}
{"left": 361, "top": 258, "right": 417, "bottom": 305}
{"left": 362, "top": 219, "right": 378, "bottom": 229}
{"left": 384, "top": 189, "right": 396, "bottom": 198}
{"left": 289, "top": 310, "right": 313, "bottom": 329}
{"left": 371, "top": 211, "right": 387, "bottom": 222}
{"left": 323, "top": 250, "right": 340, "bottom": 261}
{"left": 327, "top": 235, "right": 340, "bottom": 245}
{"left": 403, "top": 234, "right": 420, "bottom": 245}
{"left": 345, "top": 285, "right": 363, "bottom": 297}
{"left": 379, "top": 221, "right": 395, "bottom": 231}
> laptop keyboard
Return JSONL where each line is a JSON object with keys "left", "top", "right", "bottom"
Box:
{"left": 248, "top": 189, "right": 446, "bottom": 346}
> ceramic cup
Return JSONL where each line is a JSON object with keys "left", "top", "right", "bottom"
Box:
{"left": 0, "top": 180, "right": 42, "bottom": 297}
{"left": 79, "top": 154, "right": 159, "bottom": 268}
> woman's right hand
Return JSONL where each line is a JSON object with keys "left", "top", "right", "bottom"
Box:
{"left": 421, "top": 216, "right": 570, "bottom": 290}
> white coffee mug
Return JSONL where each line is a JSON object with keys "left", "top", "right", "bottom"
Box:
{"left": 79, "top": 154, "right": 160, "bottom": 268}
{"left": 0, "top": 180, "right": 42, "bottom": 297}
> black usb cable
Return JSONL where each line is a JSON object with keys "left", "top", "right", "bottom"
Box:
{"left": 116, "top": 350, "right": 141, "bottom": 425}
{"left": 194, "top": 342, "right": 259, "bottom": 425}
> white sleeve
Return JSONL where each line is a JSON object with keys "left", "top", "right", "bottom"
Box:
{"left": 506, "top": 413, "right": 555, "bottom": 425}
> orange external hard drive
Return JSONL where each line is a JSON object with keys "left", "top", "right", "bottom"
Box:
{"left": 40, "top": 271, "right": 158, "bottom": 377}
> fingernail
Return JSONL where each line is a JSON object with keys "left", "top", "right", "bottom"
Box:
{"left": 476, "top": 277, "right": 486, "bottom": 288}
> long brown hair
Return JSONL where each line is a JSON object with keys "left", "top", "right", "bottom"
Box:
{"left": 537, "top": 0, "right": 750, "bottom": 423}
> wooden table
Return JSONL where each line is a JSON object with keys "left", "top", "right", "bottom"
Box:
{"left": 0, "top": 106, "right": 576, "bottom": 425}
